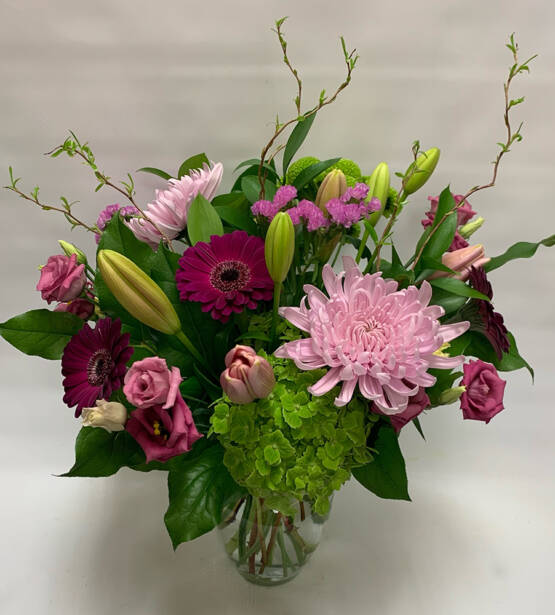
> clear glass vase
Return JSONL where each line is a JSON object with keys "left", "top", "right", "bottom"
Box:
{"left": 218, "top": 494, "right": 331, "bottom": 586}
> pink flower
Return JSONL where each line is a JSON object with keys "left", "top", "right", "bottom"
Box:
{"left": 428, "top": 244, "right": 491, "bottom": 282}
{"left": 127, "top": 162, "right": 223, "bottom": 247}
{"left": 95, "top": 204, "right": 139, "bottom": 243}
{"left": 37, "top": 254, "right": 86, "bottom": 304}
{"left": 422, "top": 193, "right": 475, "bottom": 252}
{"left": 123, "top": 356, "right": 181, "bottom": 409}
{"left": 220, "top": 345, "right": 276, "bottom": 404}
{"left": 374, "top": 387, "right": 431, "bottom": 433}
{"left": 288, "top": 199, "right": 329, "bottom": 231}
{"left": 252, "top": 185, "right": 298, "bottom": 221}
{"left": 460, "top": 360, "right": 506, "bottom": 423}
{"left": 54, "top": 298, "right": 95, "bottom": 320}
{"left": 126, "top": 384, "right": 202, "bottom": 463}
{"left": 275, "top": 256, "right": 469, "bottom": 413}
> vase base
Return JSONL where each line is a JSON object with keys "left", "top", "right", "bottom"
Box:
{"left": 238, "top": 565, "right": 302, "bottom": 586}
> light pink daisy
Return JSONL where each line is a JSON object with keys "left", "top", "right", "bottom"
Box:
{"left": 275, "top": 256, "right": 469, "bottom": 413}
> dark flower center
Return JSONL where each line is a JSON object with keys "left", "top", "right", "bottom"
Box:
{"left": 210, "top": 260, "right": 251, "bottom": 293}
{"left": 87, "top": 348, "right": 115, "bottom": 387}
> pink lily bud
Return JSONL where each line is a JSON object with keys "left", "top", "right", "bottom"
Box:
{"left": 220, "top": 345, "right": 276, "bottom": 404}
{"left": 429, "top": 244, "right": 490, "bottom": 282}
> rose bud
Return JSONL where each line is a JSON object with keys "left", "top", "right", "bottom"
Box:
{"left": 366, "top": 162, "right": 390, "bottom": 226}
{"left": 97, "top": 249, "right": 181, "bottom": 335}
{"left": 37, "top": 253, "right": 86, "bottom": 304}
{"left": 58, "top": 240, "right": 88, "bottom": 266}
{"left": 459, "top": 216, "right": 485, "bottom": 239}
{"left": 315, "top": 169, "right": 347, "bottom": 211}
{"left": 428, "top": 244, "right": 490, "bottom": 282}
{"left": 220, "top": 345, "right": 276, "bottom": 404}
{"left": 460, "top": 360, "right": 506, "bottom": 423}
{"left": 54, "top": 298, "right": 95, "bottom": 320}
{"left": 403, "top": 147, "right": 440, "bottom": 195}
{"left": 265, "top": 212, "right": 295, "bottom": 284}
{"left": 81, "top": 399, "right": 128, "bottom": 432}
{"left": 437, "top": 385, "right": 466, "bottom": 405}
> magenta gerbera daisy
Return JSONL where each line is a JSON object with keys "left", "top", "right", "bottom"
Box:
{"left": 175, "top": 230, "right": 274, "bottom": 323}
{"left": 61, "top": 317, "right": 133, "bottom": 417}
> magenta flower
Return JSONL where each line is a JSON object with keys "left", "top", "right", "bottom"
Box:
{"left": 275, "top": 256, "right": 469, "bottom": 412}
{"left": 460, "top": 360, "right": 506, "bottom": 423}
{"left": 251, "top": 185, "right": 298, "bottom": 221}
{"left": 95, "top": 204, "right": 139, "bottom": 243}
{"left": 373, "top": 387, "right": 431, "bottom": 433}
{"left": 325, "top": 183, "right": 380, "bottom": 228}
{"left": 176, "top": 230, "right": 274, "bottom": 323}
{"left": 37, "top": 254, "right": 86, "bottom": 304}
{"left": 127, "top": 162, "right": 223, "bottom": 247}
{"left": 421, "top": 193, "right": 476, "bottom": 252}
{"left": 54, "top": 298, "right": 95, "bottom": 320}
{"left": 288, "top": 199, "right": 329, "bottom": 231}
{"left": 61, "top": 317, "right": 133, "bottom": 417}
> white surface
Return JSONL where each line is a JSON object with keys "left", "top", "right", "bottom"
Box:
{"left": 1, "top": 1, "right": 554, "bottom": 614}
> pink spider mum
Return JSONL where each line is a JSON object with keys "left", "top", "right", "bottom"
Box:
{"left": 275, "top": 256, "right": 469, "bottom": 413}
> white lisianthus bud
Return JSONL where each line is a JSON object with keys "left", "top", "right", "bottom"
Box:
{"left": 81, "top": 399, "right": 128, "bottom": 432}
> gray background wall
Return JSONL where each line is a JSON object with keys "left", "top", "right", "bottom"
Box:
{"left": 0, "top": 1, "right": 554, "bottom": 614}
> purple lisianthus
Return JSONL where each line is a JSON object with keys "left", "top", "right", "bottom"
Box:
{"left": 460, "top": 360, "right": 506, "bottom": 423}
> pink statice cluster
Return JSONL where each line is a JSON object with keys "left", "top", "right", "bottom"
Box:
{"left": 421, "top": 193, "right": 476, "bottom": 251}
{"left": 288, "top": 199, "right": 328, "bottom": 230}
{"left": 251, "top": 185, "right": 298, "bottom": 220}
{"left": 325, "top": 183, "right": 380, "bottom": 228}
{"left": 96, "top": 203, "right": 139, "bottom": 243}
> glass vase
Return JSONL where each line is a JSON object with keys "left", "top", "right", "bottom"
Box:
{"left": 218, "top": 494, "right": 331, "bottom": 586}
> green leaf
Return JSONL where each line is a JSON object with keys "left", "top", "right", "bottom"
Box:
{"left": 465, "top": 331, "right": 534, "bottom": 380}
{"left": 352, "top": 423, "right": 410, "bottom": 501}
{"left": 97, "top": 213, "right": 154, "bottom": 270}
{"left": 233, "top": 159, "right": 279, "bottom": 182}
{"left": 430, "top": 286, "right": 468, "bottom": 315}
{"left": 430, "top": 278, "right": 490, "bottom": 301}
{"left": 177, "top": 153, "right": 209, "bottom": 179}
{"left": 213, "top": 192, "right": 258, "bottom": 234}
{"left": 240, "top": 175, "right": 277, "bottom": 204}
{"left": 485, "top": 234, "right": 555, "bottom": 272}
{"left": 420, "top": 187, "right": 457, "bottom": 261}
{"left": 0, "top": 309, "right": 84, "bottom": 360}
{"left": 187, "top": 194, "right": 224, "bottom": 245}
{"left": 292, "top": 158, "right": 341, "bottom": 190}
{"left": 137, "top": 167, "right": 172, "bottom": 180}
{"left": 282, "top": 113, "right": 317, "bottom": 175}
{"left": 164, "top": 441, "right": 245, "bottom": 547}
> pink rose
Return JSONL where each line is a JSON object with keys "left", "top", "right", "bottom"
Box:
{"left": 36, "top": 254, "right": 86, "bottom": 304}
{"left": 125, "top": 385, "right": 203, "bottom": 463}
{"left": 54, "top": 298, "right": 95, "bottom": 320}
{"left": 460, "top": 360, "right": 506, "bottom": 423}
{"left": 374, "top": 388, "right": 430, "bottom": 433}
{"left": 123, "top": 356, "right": 181, "bottom": 409}
{"left": 220, "top": 345, "right": 276, "bottom": 404}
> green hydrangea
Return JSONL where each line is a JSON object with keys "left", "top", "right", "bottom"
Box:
{"left": 383, "top": 186, "right": 400, "bottom": 218}
{"left": 285, "top": 156, "right": 320, "bottom": 185}
{"left": 210, "top": 354, "right": 374, "bottom": 515}
{"left": 315, "top": 158, "right": 362, "bottom": 183}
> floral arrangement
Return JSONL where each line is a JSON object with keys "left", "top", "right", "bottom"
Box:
{"left": 2, "top": 20, "right": 553, "bottom": 585}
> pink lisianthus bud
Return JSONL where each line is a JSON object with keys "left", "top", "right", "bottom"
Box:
{"left": 220, "top": 345, "right": 276, "bottom": 404}
{"left": 428, "top": 244, "right": 490, "bottom": 282}
{"left": 460, "top": 360, "right": 506, "bottom": 423}
{"left": 54, "top": 298, "right": 95, "bottom": 320}
{"left": 37, "top": 254, "right": 86, "bottom": 304}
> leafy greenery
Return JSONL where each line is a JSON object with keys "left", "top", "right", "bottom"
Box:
{"left": 282, "top": 113, "right": 317, "bottom": 175}
{"left": 177, "top": 153, "right": 209, "bottom": 179}
{"left": 292, "top": 158, "right": 341, "bottom": 190}
{"left": 187, "top": 194, "right": 224, "bottom": 245}
{"left": 485, "top": 234, "right": 555, "bottom": 272}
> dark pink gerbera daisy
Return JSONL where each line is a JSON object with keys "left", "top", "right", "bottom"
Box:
{"left": 62, "top": 317, "right": 134, "bottom": 417}
{"left": 175, "top": 230, "right": 274, "bottom": 323}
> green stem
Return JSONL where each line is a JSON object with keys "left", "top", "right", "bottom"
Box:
{"left": 276, "top": 526, "right": 290, "bottom": 578}
{"left": 175, "top": 329, "right": 204, "bottom": 364}
{"left": 270, "top": 281, "right": 283, "bottom": 349}
{"left": 238, "top": 495, "right": 253, "bottom": 563}
{"left": 355, "top": 224, "right": 371, "bottom": 264}
{"left": 331, "top": 236, "right": 345, "bottom": 267}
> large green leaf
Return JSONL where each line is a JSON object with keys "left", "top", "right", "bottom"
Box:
{"left": 420, "top": 187, "right": 457, "bottom": 261}
{"left": 137, "top": 167, "right": 173, "bottom": 180}
{"left": 352, "top": 423, "right": 410, "bottom": 501}
{"left": 485, "top": 234, "right": 555, "bottom": 272}
{"left": 164, "top": 441, "right": 245, "bottom": 547}
{"left": 240, "top": 175, "right": 277, "bottom": 204}
{"left": 187, "top": 194, "right": 224, "bottom": 245}
{"left": 292, "top": 158, "right": 341, "bottom": 190}
{"left": 177, "top": 153, "right": 209, "bottom": 179}
{"left": 97, "top": 213, "right": 154, "bottom": 269}
{"left": 465, "top": 330, "right": 534, "bottom": 380}
{"left": 233, "top": 159, "right": 279, "bottom": 182}
{"left": 282, "top": 112, "right": 317, "bottom": 175}
{"left": 0, "top": 309, "right": 84, "bottom": 360}
{"left": 213, "top": 192, "right": 258, "bottom": 234}
{"left": 430, "top": 278, "right": 490, "bottom": 301}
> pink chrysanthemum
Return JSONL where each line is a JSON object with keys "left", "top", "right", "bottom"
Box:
{"left": 61, "top": 317, "right": 133, "bottom": 417}
{"left": 127, "top": 162, "right": 223, "bottom": 248}
{"left": 175, "top": 230, "right": 274, "bottom": 323}
{"left": 275, "top": 256, "right": 469, "bottom": 412}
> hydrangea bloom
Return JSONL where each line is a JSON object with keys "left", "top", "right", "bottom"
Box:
{"left": 251, "top": 185, "right": 297, "bottom": 221}
{"left": 275, "top": 256, "right": 469, "bottom": 413}
{"left": 127, "top": 162, "right": 223, "bottom": 247}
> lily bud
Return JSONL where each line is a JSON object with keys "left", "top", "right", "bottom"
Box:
{"left": 97, "top": 249, "right": 181, "bottom": 335}
{"left": 403, "top": 147, "right": 440, "bottom": 195}
{"left": 58, "top": 240, "right": 87, "bottom": 265}
{"left": 366, "top": 162, "right": 390, "bottom": 226}
{"left": 220, "top": 345, "right": 276, "bottom": 404}
{"left": 82, "top": 399, "right": 128, "bottom": 432}
{"left": 315, "top": 169, "right": 347, "bottom": 211}
{"left": 265, "top": 212, "right": 295, "bottom": 284}
{"left": 438, "top": 386, "right": 466, "bottom": 406}
{"left": 459, "top": 216, "right": 485, "bottom": 239}
{"left": 429, "top": 244, "right": 490, "bottom": 282}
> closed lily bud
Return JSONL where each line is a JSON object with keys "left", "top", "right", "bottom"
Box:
{"left": 315, "top": 169, "right": 347, "bottom": 211}
{"left": 220, "top": 345, "right": 276, "bottom": 404}
{"left": 429, "top": 244, "right": 490, "bottom": 282}
{"left": 82, "top": 399, "right": 128, "bottom": 432}
{"left": 459, "top": 216, "right": 485, "bottom": 239}
{"left": 97, "top": 249, "right": 181, "bottom": 335}
{"left": 265, "top": 212, "right": 295, "bottom": 284}
{"left": 403, "top": 147, "right": 440, "bottom": 195}
{"left": 438, "top": 386, "right": 466, "bottom": 406}
{"left": 366, "top": 162, "right": 390, "bottom": 226}
{"left": 58, "top": 240, "right": 87, "bottom": 265}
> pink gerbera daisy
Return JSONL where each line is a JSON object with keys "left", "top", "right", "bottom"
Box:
{"left": 175, "top": 230, "right": 274, "bottom": 323}
{"left": 61, "top": 317, "right": 134, "bottom": 417}
{"left": 275, "top": 256, "right": 469, "bottom": 413}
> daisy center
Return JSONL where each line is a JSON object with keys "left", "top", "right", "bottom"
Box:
{"left": 87, "top": 349, "right": 115, "bottom": 386}
{"left": 210, "top": 260, "right": 251, "bottom": 293}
